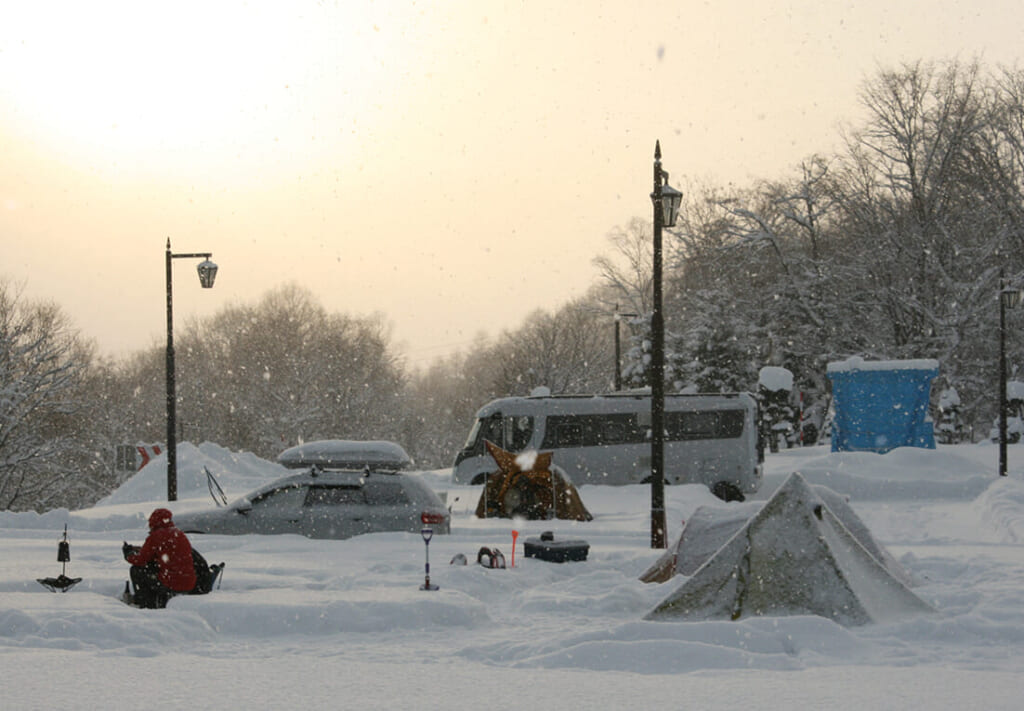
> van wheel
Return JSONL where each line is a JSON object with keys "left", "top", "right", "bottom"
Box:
{"left": 470, "top": 473, "right": 489, "bottom": 486}
{"left": 711, "top": 481, "right": 745, "bottom": 502}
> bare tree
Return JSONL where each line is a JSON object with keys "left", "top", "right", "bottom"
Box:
{"left": 592, "top": 218, "right": 654, "bottom": 316}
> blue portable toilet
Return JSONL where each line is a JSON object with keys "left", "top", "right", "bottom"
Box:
{"left": 826, "top": 357, "right": 939, "bottom": 453}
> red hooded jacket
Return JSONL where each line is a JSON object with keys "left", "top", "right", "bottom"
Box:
{"left": 127, "top": 508, "right": 197, "bottom": 592}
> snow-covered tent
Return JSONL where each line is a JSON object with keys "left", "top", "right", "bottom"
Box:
{"left": 639, "top": 501, "right": 760, "bottom": 584}
{"left": 640, "top": 484, "right": 917, "bottom": 589}
{"left": 827, "top": 357, "right": 939, "bottom": 453}
{"left": 645, "top": 472, "right": 933, "bottom": 626}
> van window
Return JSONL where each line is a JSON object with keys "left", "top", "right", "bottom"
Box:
{"left": 506, "top": 415, "right": 534, "bottom": 451}
{"left": 665, "top": 410, "right": 744, "bottom": 439}
{"left": 542, "top": 414, "right": 643, "bottom": 448}
{"left": 555, "top": 421, "right": 584, "bottom": 446}
{"left": 541, "top": 411, "right": 743, "bottom": 448}
{"left": 479, "top": 414, "right": 504, "bottom": 449}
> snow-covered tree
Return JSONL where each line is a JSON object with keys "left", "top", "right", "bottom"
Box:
{"left": 0, "top": 282, "right": 96, "bottom": 510}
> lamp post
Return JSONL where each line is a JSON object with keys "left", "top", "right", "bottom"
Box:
{"left": 998, "top": 277, "right": 1021, "bottom": 477}
{"left": 166, "top": 238, "right": 218, "bottom": 501}
{"left": 649, "top": 141, "right": 683, "bottom": 548}
{"left": 614, "top": 307, "right": 638, "bottom": 391}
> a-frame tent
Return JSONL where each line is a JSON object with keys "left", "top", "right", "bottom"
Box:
{"left": 645, "top": 472, "right": 933, "bottom": 626}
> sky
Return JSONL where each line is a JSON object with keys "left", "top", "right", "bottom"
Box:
{"left": 3, "top": 1, "right": 1024, "bottom": 369}
{"left": 3, "top": 442, "right": 1023, "bottom": 707}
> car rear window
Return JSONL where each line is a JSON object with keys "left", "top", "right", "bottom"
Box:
{"left": 304, "top": 485, "right": 365, "bottom": 506}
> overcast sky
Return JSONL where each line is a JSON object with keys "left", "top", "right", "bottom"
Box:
{"left": 3, "top": 1, "right": 1023, "bottom": 369}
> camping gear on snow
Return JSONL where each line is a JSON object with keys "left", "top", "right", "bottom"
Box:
{"left": 827, "top": 357, "right": 939, "bottom": 453}
{"left": 474, "top": 441, "right": 593, "bottom": 521}
{"left": 645, "top": 472, "right": 933, "bottom": 626}
{"left": 523, "top": 531, "right": 590, "bottom": 563}
{"left": 450, "top": 553, "right": 468, "bottom": 565}
{"left": 37, "top": 524, "right": 83, "bottom": 592}
{"left": 477, "top": 546, "right": 506, "bottom": 569}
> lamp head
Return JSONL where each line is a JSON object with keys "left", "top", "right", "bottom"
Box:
{"left": 658, "top": 183, "right": 683, "bottom": 227}
{"left": 197, "top": 259, "right": 218, "bottom": 288}
{"left": 1001, "top": 287, "right": 1022, "bottom": 310}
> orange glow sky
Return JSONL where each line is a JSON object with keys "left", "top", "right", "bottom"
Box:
{"left": 3, "top": 1, "right": 1023, "bottom": 369}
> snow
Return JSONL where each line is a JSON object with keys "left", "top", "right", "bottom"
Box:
{"left": 1007, "top": 380, "right": 1024, "bottom": 401}
{"left": 3, "top": 442, "right": 1024, "bottom": 708}
{"left": 826, "top": 356, "right": 940, "bottom": 372}
{"left": 758, "top": 365, "right": 793, "bottom": 392}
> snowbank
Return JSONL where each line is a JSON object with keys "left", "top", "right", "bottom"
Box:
{"left": 2, "top": 443, "right": 1024, "bottom": 708}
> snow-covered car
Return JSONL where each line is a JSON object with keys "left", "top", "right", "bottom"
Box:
{"left": 175, "top": 441, "right": 449, "bottom": 539}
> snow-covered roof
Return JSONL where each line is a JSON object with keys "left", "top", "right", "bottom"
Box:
{"left": 826, "top": 356, "right": 939, "bottom": 373}
{"left": 276, "top": 440, "right": 412, "bottom": 471}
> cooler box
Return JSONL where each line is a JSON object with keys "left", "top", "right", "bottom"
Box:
{"left": 523, "top": 531, "right": 589, "bottom": 563}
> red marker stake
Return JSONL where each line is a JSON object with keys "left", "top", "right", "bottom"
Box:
{"left": 511, "top": 530, "right": 519, "bottom": 567}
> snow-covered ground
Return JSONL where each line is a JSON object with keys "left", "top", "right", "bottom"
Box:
{"left": 3, "top": 442, "right": 1024, "bottom": 709}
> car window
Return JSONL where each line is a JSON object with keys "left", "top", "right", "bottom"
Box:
{"left": 250, "top": 485, "right": 307, "bottom": 511}
{"left": 364, "top": 479, "right": 411, "bottom": 506}
{"left": 304, "top": 485, "right": 365, "bottom": 507}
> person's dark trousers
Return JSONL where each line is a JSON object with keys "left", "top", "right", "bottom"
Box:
{"left": 130, "top": 561, "right": 173, "bottom": 609}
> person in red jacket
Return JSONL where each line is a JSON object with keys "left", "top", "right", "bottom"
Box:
{"left": 124, "top": 508, "right": 197, "bottom": 608}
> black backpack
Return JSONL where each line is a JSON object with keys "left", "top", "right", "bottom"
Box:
{"left": 190, "top": 548, "right": 224, "bottom": 595}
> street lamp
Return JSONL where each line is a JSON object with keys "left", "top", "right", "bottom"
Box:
{"left": 614, "top": 307, "right": 638, "bottom": 391}
{"left": 998, "top": 277, "right": 1021, "bottom": 477}
{"left": 166, "top": 238, "right": 218, "bottom": 501}
{"left": 649, "top": 141, "right": 682, "bottom": 548}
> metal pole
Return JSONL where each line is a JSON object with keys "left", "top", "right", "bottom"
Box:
{"left": 1000, "top": 277, "right": 1009, "bottom": 477}
{"left": 650, "top": 142, "right": 667, "bottom": 548}
{"left": 614, "top": 310, "right": 623, "bottom": 392}
{"left": 165, "top": 238, "right": 178, "bottom": 501}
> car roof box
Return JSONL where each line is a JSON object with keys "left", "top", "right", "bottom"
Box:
{"left": 277, "top": 440, "right": 413, "bottom": 471}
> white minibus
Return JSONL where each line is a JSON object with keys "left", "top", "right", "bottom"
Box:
{"left": 451, "top": 392, "right": 763, "bottom": 499}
